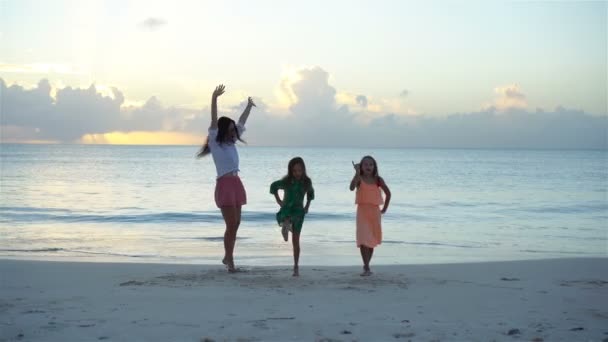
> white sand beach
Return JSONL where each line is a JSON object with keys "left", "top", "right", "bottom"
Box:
{"left": 1, "top": 258, "right": 606, "bottom": 342}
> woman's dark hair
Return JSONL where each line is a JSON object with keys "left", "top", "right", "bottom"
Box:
{"left": 283, "top": 157, "right": 312, "bottom": 191}
{"left": 197, "top": 116, "right": 245, "bottom": 158}
{"left": 359, "top": 155, "right": 381, "bottom": 184}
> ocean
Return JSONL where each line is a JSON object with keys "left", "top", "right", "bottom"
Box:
{"left": 0, "top": 144, "right": 606, "bottom": 265}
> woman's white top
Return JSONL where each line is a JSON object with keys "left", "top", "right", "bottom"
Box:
{"left": 208, "top": 122, "right": 245, "bottom": 178}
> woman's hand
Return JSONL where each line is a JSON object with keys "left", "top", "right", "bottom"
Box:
{"left": 238, "top": 96, "right": 256, "bottom": 125}
{"left": 213, "top": 84, "right": 225, "bottom": 98}
{"left": 210, "top": 85, "right": 225, "bottom": 128}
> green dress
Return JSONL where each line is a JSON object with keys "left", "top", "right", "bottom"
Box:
{"left": 269, "top": 178, "right": 314, "bottom": 233}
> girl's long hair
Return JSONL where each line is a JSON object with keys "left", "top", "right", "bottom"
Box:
{"left": 283, "top": 157, "right": 312, "bottom": 191}
{"left": 197, "top": 116, "right": 245, "bottom": 158}
{"left": 359, "top": 155, "right": 381, "bottom": 185}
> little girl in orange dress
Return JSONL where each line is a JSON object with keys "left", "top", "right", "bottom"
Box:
{"left": 350, "top": 156, "right": 391, "bottom": 276}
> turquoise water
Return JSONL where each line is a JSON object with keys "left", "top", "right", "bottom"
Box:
{"left": 0, "top": 144, "right": 606, "bottom": 265}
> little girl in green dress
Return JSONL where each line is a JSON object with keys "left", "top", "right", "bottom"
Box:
{"left": 270, "top": 157, "right": 314, "bottom": 277}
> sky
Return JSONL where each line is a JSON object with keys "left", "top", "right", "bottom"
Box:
{"left": 0, "top": 0, "right": 606, "bottom": 148}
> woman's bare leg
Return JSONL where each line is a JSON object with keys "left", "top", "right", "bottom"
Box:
{"left": 221, "top": 206, "right": 240, "bottom": 272}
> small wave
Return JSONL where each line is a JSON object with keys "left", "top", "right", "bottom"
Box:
{"left": 68, "top": 249, "right": 154, "bottom": 258}
{"left": 0, "top": 206, "right": 73, "bottom": 213}
{"left": 503, "top": 202, "right": 608, "bottom": 215}
{"left": 520, "top": 249, "right": 599, "bottom": 255}
{"left": 0, "top": 207, "right": 356, "bottom": 224}
{"left": 0, "top": 248, "right": 65, "bottom": 252}
{"left": 0, "top": 247, "right": 153, "bottom": 258}
{"left": 194, "top": 237, "right": 225, "bottom": 242}
{"left": 439, "top": 201, "right": 480, "bottom": 208}
{"left": 173, "top": 236, "right": 251, "bottom": 241}
{"left": 0, "top": 210, "right": 267, "bottom": 224}
{"left": 318, "top": 240, "right": 482, "bottom": 249}
{"left": 388, "top": 241, "right": 484, "bottom": 248}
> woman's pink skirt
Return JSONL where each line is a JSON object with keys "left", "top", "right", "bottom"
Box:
{"left": 215, "top": 175, "right": 247, "bottom": 208}
{"left": 356, "top": 204, "right": 382, "bottom": 248}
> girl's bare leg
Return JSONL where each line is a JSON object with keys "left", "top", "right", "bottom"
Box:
{"left": 281, "top": 217, "right": 291, "bottom": 242}
{"left": 292, "top": 231, "right": 300, "bottom": 276}
{"left": 367, "top": 248, "right": 374, "bottom": 275}
{"left": 360, "top": 246, "right": 371, "bottom": 276}
{"left": 359, "top": 246, "right": 366, "bottom": 273}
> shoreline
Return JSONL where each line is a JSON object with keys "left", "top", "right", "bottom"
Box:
{"left": 1, "top": 258, "right": 607, "bottom": 341}
{"left": 1, "top": 252, "right": 604, "bottom": 267}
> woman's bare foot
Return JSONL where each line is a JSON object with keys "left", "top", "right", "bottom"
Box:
{"left": 227, "top": 260, "right": 236, "bottom": 273}
{"left": 292, "top": 266, "right": 299, "bottom": 277}
{"left": 223, "top": 257, "right": 236, "bottom": 272}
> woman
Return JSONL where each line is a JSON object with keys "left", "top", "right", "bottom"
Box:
{"left": 198, "top": 84, "right": 256, "bottom": 272}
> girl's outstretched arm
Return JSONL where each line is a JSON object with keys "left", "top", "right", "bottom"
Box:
{"left": 238, "top": 97, "right": 256, "bottom": 126}
{"left": 379, "top": 177, "right": 391, "bottom": 214}
{"left": 210, "top": 84, "right": 225, "bottom": 129}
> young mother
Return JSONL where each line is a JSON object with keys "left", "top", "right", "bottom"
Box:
{"left": 198, "top": 84, "right": 256, "bottom": 272}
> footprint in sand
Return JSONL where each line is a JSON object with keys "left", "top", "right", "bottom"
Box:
{"left": 500, "top": 277, "right": 520, "bottom": 281}
{"left": 393, "top": 332, "right": 415, "bottom": 338}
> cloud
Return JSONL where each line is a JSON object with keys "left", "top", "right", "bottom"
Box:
{"left": 246, "top": 68, "right": 606, "bottom": 149}
{"left": 139, "top": 17, "right": 167, "bottom": 30}
{"left": 335, "top": 91, "right": 413, "bottom": 118}
{"left": 287, "top": 66, "right": 337, "bottom": 116}
{"left": 492, "top": 84, "right": 527, "bottom": 110}
{"left": 355, "top": 95, "right": 368, "bottom": 108}
{"left": 0, "top": 78, "right": 202, "bottom": 143}
{"left": 1, "top": 74, "right": 606, "bottom": 149}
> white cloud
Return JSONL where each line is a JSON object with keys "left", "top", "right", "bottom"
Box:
{"left": 1, "top": 73, "right": 606, "bottom": 149}
{"left": 491, "top": 84, "right": 527, "bottom": 110}
{"left": 246, "top": 69, "right": 606, "bottom": 149}
{"left": 0, "top": 78, "right": 200, "bottom": 142}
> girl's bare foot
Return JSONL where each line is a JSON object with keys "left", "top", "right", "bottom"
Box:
{"left": 281, "top": 219, "right": 291, "bottom": 242}
{"left": 222, "top": 257, "right": 228, "bottom": 265}
{"left": 292, "top": 266, "right": 299, "bottom": 277}
{"left": 360, "top": 266, "right": 371, "bottom": 276}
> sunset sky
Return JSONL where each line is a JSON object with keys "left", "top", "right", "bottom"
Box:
{"left": 1, "top": 0, "right": 606, "bottom": 147}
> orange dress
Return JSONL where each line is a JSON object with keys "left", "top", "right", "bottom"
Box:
{"left": 355, "top": 180, "right": 384, "bottom": 248}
